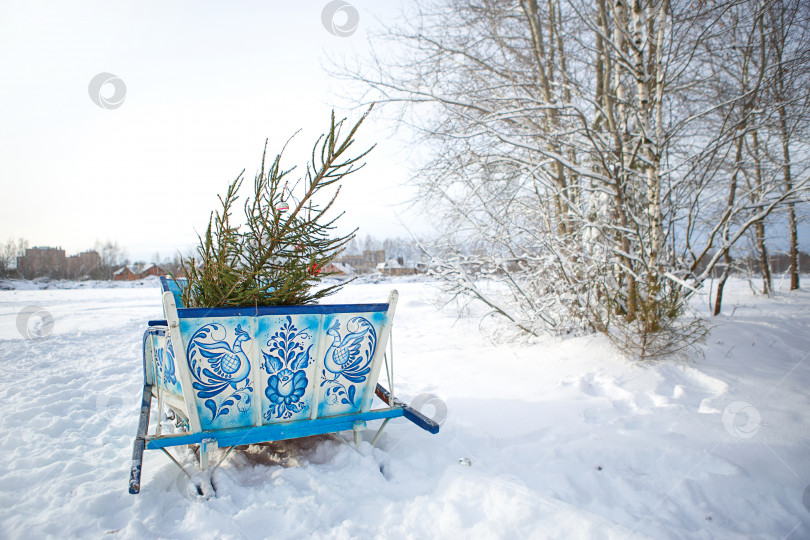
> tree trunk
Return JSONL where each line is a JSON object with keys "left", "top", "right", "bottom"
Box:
{"left": 754, "top": 220, "right": 772, "bottom": 296}
{"left": 769, "top": 0, "right": 801, "bottom": 290}
{"left": 750, "top": 130, "right": 772, "bottom": 296}
{"left": 788, "top": 204, "right": 799, "bottom": 290}
{"left": 714, "top": 249, "right": 732, "bottom": 316}
{"left": 714, "top": 130, "right": 746, "bottom": 315}
{"left": 779, "top": 104, "right": 799, "bottom": 290}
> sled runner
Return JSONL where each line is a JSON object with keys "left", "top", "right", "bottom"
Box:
{"left": 128, "top": 277, "right": 439, "bottom": 494}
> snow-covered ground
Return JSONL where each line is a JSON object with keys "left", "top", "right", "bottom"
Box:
{"left": 1, "top": 276, "right": 808, "bottom": 539}
{"left": 0, "top": 275, "right": 165, "bottom": 291}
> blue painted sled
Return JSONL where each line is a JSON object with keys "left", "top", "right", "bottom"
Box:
{"left": 129, "top": 277, "right": 439, "bottom": 494}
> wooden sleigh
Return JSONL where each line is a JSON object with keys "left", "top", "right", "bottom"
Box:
{"left": 128, "top": 277, "right": 439, "bottom": 494}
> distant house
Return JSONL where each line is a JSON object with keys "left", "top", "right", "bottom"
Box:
{"left": 139, "top": 264, "right": 166, "bottom": 278}
{"left": 376, "top": 258, "right": 418, "bottom": 276}
{"left": 16, "top": 247, "right": 101, "bottom": 279}
{"left": 113, "top": 267, "right": 139, "bottom": 281}
{"left": 66, "top": 251, "right": 101, "bottom": 279}
{"left": 339, "top": 250, "right": 386, "bottom": 274}
{"left": 323, "top": 262, "right": 354, "bottom": 275}
{"left": 17, "top": 247, "right": 66, "bottom": 279}
{"left": 376, "top": 258, "right": 401, "bottom": 273}
{"left": 113, "top": 263, "right": 167, "bottom": 281}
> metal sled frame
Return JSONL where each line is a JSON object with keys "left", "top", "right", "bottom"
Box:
{"left": 129, "top": 288, "right": 439, "bottom": 495}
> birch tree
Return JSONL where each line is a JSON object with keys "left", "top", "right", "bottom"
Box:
{"left": 763, "top": 0, "right": 810, "bottom": 290}
{"left": 338, "top": 0, "right": 809, "bottom": 358}
{"left": 685, "top": 0, "right": 810, "bottom": 312}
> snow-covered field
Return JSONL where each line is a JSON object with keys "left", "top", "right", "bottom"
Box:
{"left": 1, "top": 276, "right": 809, "bottom": 539}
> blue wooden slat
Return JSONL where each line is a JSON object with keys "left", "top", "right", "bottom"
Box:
{"left": 145, "top": 407, "right": 406, "bottom": 450}
{"left": 160, "top": 276, "right": 186, "bottom": 293}
{"left": 177, "top": 303, "right": 390, "bottom": 319}
{"left": 162, "top": 274, "right": 388, "bottom": 316}
{"left": 160, "top": 276, "right": 186, "bottom": 308}
{"left": 141, "top": 330, "right": 153, "bottom": 383}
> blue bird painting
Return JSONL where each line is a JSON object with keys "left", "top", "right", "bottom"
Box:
{"left": 187, "top": 323, "right": 253, "bottom": 421}
{"left": 320, "top": 317, "right": 377, "bottom": 407}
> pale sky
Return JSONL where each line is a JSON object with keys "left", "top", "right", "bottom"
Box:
{"left": 0, "top": 1, "right": 426, "bottom": 262}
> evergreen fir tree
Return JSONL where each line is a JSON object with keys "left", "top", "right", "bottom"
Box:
{"left": 178, "top": 106, "right": 374, "bottom": 308}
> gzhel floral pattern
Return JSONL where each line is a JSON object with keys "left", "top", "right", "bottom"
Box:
{"left": 262, "top": 316, "right": 313, "bottom": 420}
